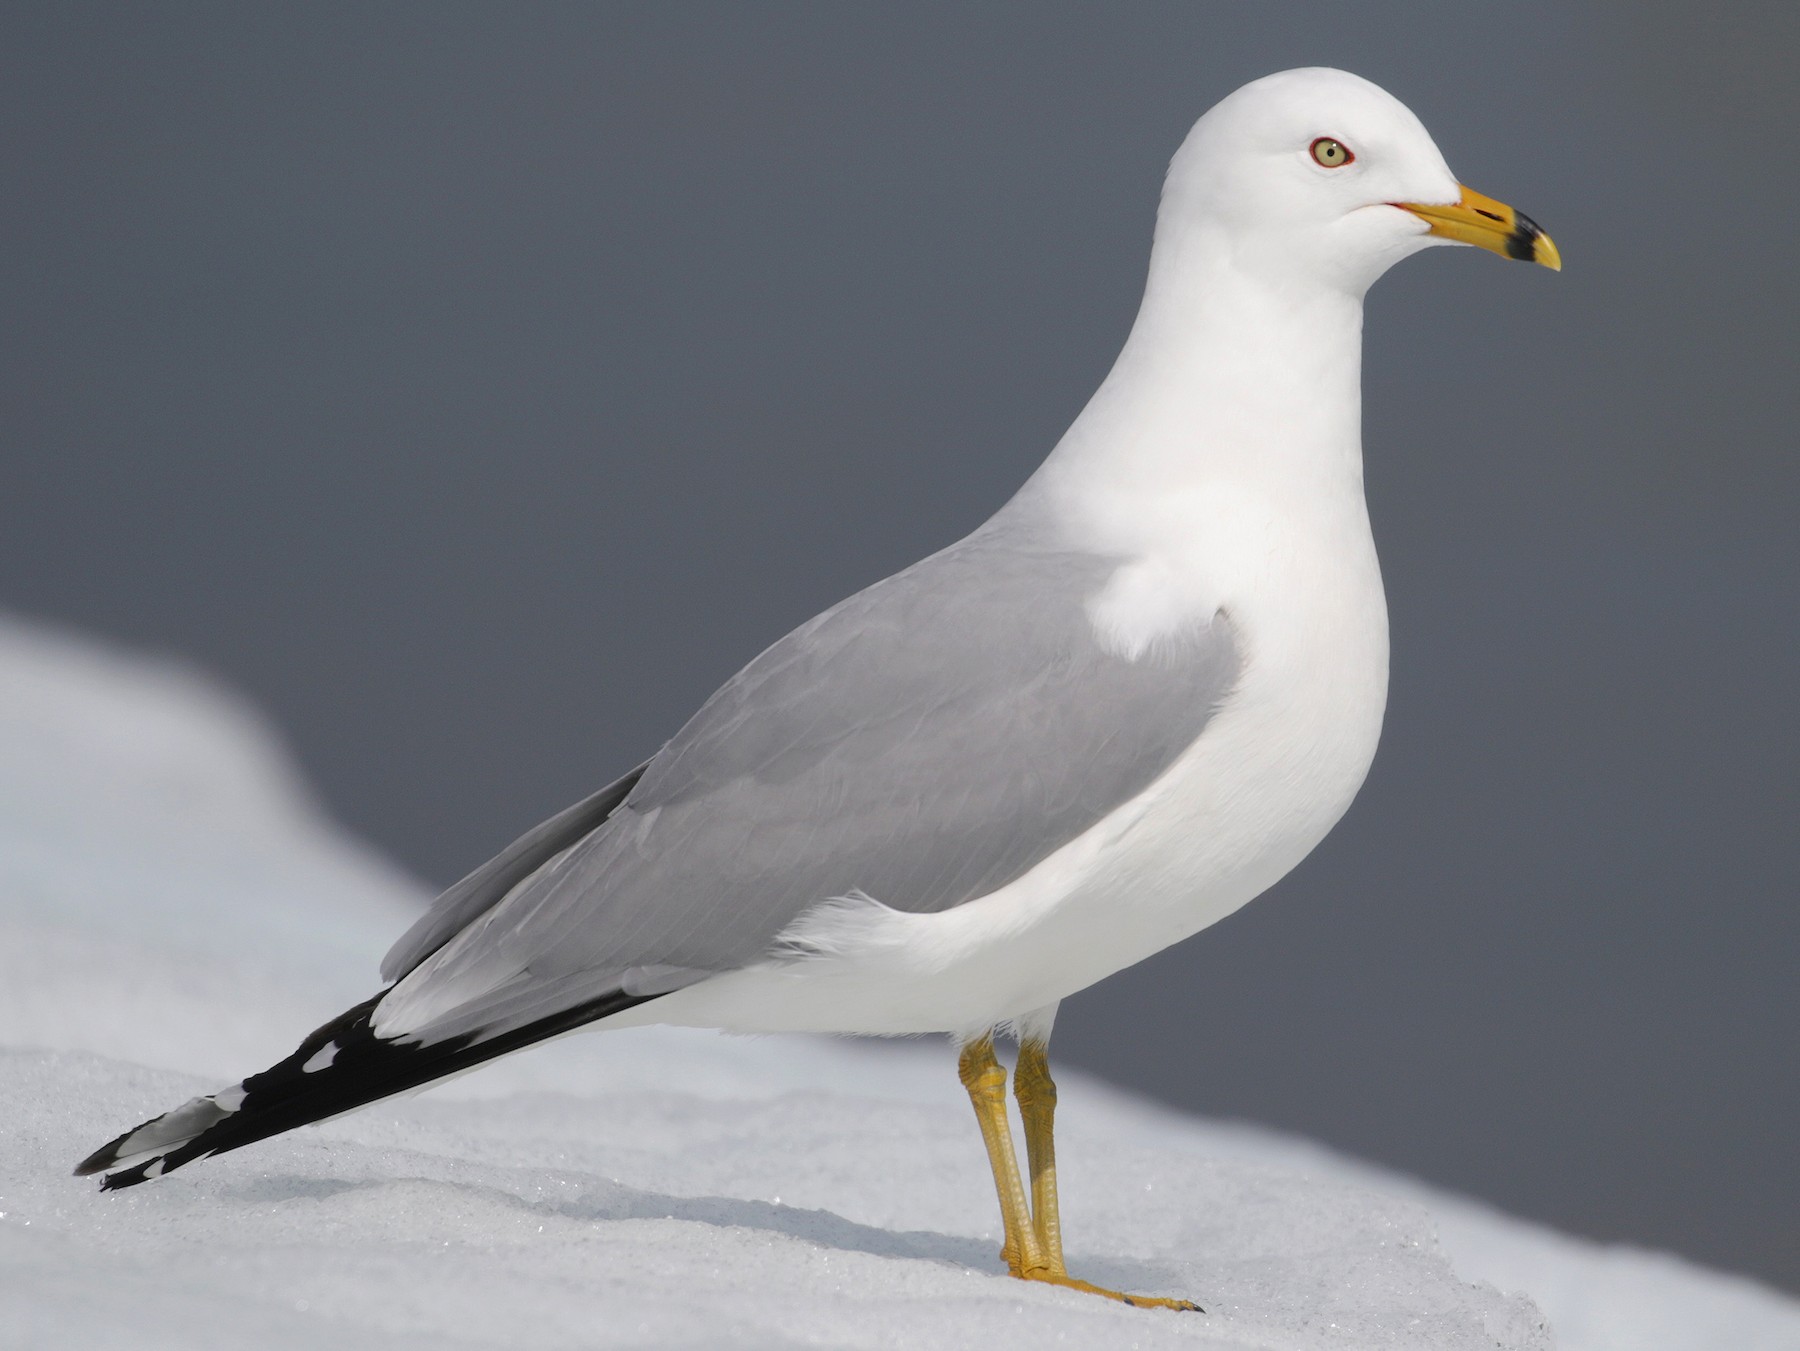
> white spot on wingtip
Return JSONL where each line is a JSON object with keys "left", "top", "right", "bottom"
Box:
{"left": 145, "top": 1159, "right": 166, "bottom": 1178}
{"left": 212, "top": 1085, "right": 247, "bottom": 1112}
{"left": 301, "top": 1042, "right": 338, "bottom": 1073}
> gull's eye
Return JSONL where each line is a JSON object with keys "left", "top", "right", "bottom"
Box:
{"left": 1310, "top": 137, "right": 1354, "bottom": 168}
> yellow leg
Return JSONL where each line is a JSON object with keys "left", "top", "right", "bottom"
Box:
{"left": 1013, "top": 1038, "right": 1067, "bottom": 1274}
{"left": 959, "top": 1036, "right": 1200, "bottom": 1313}
{"left": 958, "top": 1036, "right": 1046, "bottom": 1277}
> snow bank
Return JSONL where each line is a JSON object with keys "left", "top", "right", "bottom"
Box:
{"left": 1, "top": 615, "right": 1794, "bottom": 1349}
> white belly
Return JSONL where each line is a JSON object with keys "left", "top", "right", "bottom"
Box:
{"left": 619, "top": 499, "right": 1390, "bottom": 1039}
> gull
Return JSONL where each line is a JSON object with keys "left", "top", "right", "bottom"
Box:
{"left": 78, "top": 67, "right": 1558, "bottom": 1310}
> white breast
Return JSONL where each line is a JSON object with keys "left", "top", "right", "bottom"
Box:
{"left": 1074, "top": 486, "right": 1390, "bottom": 953}
{"left": 952, "top": 481, "right": 1391, "bottom": 1020}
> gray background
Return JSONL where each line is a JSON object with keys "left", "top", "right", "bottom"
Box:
{"left": 3, "top": 2, "right": 1795, "bottom": 1292}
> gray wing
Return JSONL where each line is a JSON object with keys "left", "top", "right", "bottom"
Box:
{"left": 381, "top": 762, "right": 647, "bottom": 982}
{"left": 383, "top": 525, "right": 1237, "bottom": 1029}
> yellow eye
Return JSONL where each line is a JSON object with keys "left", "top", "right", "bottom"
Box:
{"left": 1310, "top": 137, "right": 1354, "bottom": 168}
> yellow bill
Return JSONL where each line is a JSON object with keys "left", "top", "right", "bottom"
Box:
{"left": 1397, "top": 185, "right": 1561, "bottom": 271}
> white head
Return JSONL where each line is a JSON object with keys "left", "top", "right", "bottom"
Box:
{"left": 1157, "top": 68, "right": 1557, "bottom": 297}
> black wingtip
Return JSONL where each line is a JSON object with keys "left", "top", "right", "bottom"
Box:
{"left": 96, "top": 1160, "right": 158, "bottom": 1190}
{"left": 79, "top": 984, "right": 659, "bottom": 1191}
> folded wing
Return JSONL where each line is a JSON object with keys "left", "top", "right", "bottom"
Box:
{"left": 378, "top": 524, "right": 1239, "bottom": 1043}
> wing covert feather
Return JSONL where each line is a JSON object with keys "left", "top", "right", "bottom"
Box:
{"left": 380, "top": 763, "right": 650, "bottom": 981}
{"left": 403, "top": 529, "right": 1238, "bottom": 1003}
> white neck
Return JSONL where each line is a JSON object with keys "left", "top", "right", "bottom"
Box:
{"left": 1012, "top": 225, "right": 1370, "bottom": 556}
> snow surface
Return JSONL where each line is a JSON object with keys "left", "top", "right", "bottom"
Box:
{"left": 1, "top": 615, "right": 1795, "bottom": 1350}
